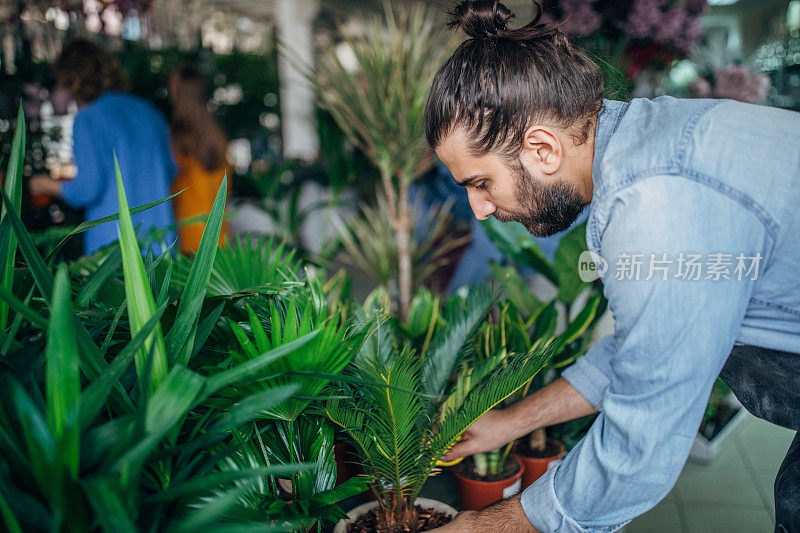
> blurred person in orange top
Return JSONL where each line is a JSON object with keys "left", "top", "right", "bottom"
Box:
{"left": 167, "top": 64, "right": 232, "bottom": 255}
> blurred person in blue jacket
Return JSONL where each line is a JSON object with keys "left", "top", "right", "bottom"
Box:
{"left": 29, "top": 39, "right": 177, "bottom": 256}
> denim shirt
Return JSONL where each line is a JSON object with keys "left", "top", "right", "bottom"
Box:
{"left": 520, "top": 97, "right": 800, "bottom": 532}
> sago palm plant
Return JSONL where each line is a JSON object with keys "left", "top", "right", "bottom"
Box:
{"left": 324, "top": 284, "right": 556, "bottom": 531}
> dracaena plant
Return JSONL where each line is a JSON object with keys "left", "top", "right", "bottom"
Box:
{"left": 452, "top": 292, "right": 601, "bottom": 479}
{"left": 311, "top": 2, "right": 456, "bottom": 320}
{"left": 0, "top": 115, "right": 330, "bottom": 531}
{"left": 481, "top": 217, "right": 606, "bottom": 457}
{"left": 324, "top": 283, "right": 555, "bottom": 531}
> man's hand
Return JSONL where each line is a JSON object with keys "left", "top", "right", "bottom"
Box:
{"left": 442, "top": 378, "right": 596, "bottom": 465}
{"left": 441, "top": 409, "right": 516, "bottom": 463}
{"left": 428, "top": 495, "right": 540, "bottom": 533}
{"left": 28, "top": 175, "right": 62, "bottom": 198}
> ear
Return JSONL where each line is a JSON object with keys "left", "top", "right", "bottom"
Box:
{"left": 520, "top": 125, "right": 562, "bottom": 175}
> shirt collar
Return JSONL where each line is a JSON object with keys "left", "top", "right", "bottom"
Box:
{"left": 591, "top": 99, "right": 629, "bottom": 191}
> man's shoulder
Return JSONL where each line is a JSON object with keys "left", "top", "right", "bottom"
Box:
{"left": 595, "top": 97, "right": 724, "bottom": 194}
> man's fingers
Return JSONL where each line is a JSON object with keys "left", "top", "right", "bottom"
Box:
{"left": 442, "top": 440, "right": 475, "bottom": 463}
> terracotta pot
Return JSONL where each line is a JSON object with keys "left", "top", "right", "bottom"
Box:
{"left": 516, "top": 439, "right": 566, "bottom": 488}
{"left": 451, "top": 455, "right": 525, "bottom": 511}
{"left": 333, "top": 497, "right": 457, "bottom": 533}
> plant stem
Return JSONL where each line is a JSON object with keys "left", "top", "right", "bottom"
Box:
{"left": 396, "top": 176, "right": 412, "bottom": 321}
{"left": 473, "top": 452, "right": 488, "bottom": 477}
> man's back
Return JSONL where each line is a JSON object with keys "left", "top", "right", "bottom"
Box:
{"left": 61, "top": 92, "right": 176, "bottom": 256}
{"left": 591, "top": 97, "right": 800, "bottom": 353}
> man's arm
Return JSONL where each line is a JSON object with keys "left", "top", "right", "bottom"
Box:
{"left": 442, "top": 377, "right": 595, "bottom": 462}
{"left": 519, "top": 176, "right": 768, "bottom": 531}
{"left": 435, "top": 495, "right": 540, "bottom": 533}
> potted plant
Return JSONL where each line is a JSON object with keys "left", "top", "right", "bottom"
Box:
{"left": 447, "top": 289, "right": 599, "bottom": 508}
{"left": 323, "top": 283, "right": 555, "bottom": 532}
{"left": 0, "top": 118, "right": 321, "bottom": 530}
{"left": 481, "top": 218, "right": 607, "bottom": 486}
{"left": 0, "top": 115, "right": 373, "bottom": 531}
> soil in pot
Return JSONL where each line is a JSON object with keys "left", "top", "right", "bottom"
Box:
{"left": 346, "top": 504, "right": 452, "bottom": 532}
{"left": 451, "top": 455, "right": 524, "bottom": 510}
{"left": 515, "top": 438, "right": 565, "bottom": 488}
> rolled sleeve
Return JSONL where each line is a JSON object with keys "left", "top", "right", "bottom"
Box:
{"left": 561, "top": 334, "right": 615, "bottom": 410}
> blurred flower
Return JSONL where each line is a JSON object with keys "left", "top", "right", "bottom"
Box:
{"left": 688, "top": 76, "right": 712, "bottom": 98}
{"left": 560, "top": 0, "right": 602, "bottom": 36}
{"left": 712, "top": 64, "right": 771, "bottom": 103}
{"left": 622, "top": 0, "right": 666, "bottom": 39}
{"left": 690, "top": 64, "right": 771, "bottom": 104}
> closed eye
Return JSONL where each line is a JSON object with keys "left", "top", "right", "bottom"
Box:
{"left": 475, "top": 182, "right": 488, "bottom": 191}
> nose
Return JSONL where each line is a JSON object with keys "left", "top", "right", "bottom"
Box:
{"left": 466, "top": 188, "right": 497, "bottom": 220}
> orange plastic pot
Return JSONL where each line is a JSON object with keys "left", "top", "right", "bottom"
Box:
{"left": 516, "top": 439, "right": 565, "bottom": 488}
{"left": 451, "top": 456, "right": 525, "bottom": 511}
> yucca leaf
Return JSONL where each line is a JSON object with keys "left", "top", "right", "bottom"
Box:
{"left": 114, "top": 155, "right": 168, "bottom": 390}
{"left": 75, "top": 246, "right": 123, "bottom": 307}
{"left": 0, "top": 284, "right": 46, "bottom": 329}
{"left": 0, "top": 187, "right": 53, "bottom": 302}
{"left": 165, "top": 290, "right": 207, "bottom": 365}
{"left": 46, "top": 265, "right": 80, "bottom": 479}
{"left": 10, "top": 380, "right": 56, "bottom": 497}
{"left": 0, "top": 488, "right": 23, "bottom": 533}
{"left": 173, "top": 177, "right": 227, "bottom": 367}
{"left": 147, "top": 464, "right": 313, "bottom": 503}
{"left": 0, "top": 106, "right": 24, "bottom": 331}
{"left": 44, "top": 192, "right": 181, "bottom": 262}
{"left": 113, "top": 365, "right": 205, "bottom": 474}
{"left": 79, "top": 301, "right": 168, "bottom": 429}
{"left": 82, "top": 478, "right": 138, "bottom": 533}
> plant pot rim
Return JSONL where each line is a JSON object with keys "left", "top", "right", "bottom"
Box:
{"left": 515, "top": 437, "right": 566, "bottom": 460}
{"left": 333, "top": 497, "right": 457, "bottom": 533}
{"left": 451, "top": 454, "right": 525, "bottom": 485}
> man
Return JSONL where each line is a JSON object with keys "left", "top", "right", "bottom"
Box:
{"left": 425, "top": 1, "right": 800, "bottom": 531}
{"left": 29, "top": 39, "right": 176, "bottom": 256}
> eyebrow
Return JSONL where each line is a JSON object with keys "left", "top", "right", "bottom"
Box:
{"left": 455, "top": 173, "right": 488, "bottom": 187}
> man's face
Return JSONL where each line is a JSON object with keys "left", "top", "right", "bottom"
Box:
{"left": 435, "top": 128, "right": 588, "bottom": 237}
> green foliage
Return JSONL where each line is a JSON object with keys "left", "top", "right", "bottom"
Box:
{"left": 326, "top": 284, "right": 555, "bottom": 528}
{"left": 0, "top": 115, "right": 364, "bottom": 531}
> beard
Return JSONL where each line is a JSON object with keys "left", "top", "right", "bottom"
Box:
{"left": 493, "top": 158, "right": 588, "bottom": 237}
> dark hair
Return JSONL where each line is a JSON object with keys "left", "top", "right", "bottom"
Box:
{"left": 168, "top": 64, "right": 228, "bottom": 172}
{"left": 424, "top": 0, "right": 603, "bottom": 157}
{"left": 54, "top": 39, "right": 128, "bottom": 104}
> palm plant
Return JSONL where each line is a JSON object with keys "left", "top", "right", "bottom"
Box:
{"left": 311, "top": 2, "right": 456, "bottom": 319}
{"left": 0, "top": 116, "right": 350, "bottom": 531}
{"left": 324, "top": 284, "right": 555, "bottom": 531}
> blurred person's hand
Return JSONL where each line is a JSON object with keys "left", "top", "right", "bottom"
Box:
{"left": 29, "top": 175, "right": 62, "bottom": 198}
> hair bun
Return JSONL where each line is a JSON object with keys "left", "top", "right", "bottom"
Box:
{"left": 449, "top": 1, "right": 515, "bottom": 38}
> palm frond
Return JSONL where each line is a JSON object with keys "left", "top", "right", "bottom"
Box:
{"left": 421, "top": 283, "right": 496, "bottom": 399}
{"left": 172, "top": 234, "right": 302, "bottom": 299}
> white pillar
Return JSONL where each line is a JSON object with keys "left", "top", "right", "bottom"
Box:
{"left": 275, "top": 0, "right": 320, "bottom": 161}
